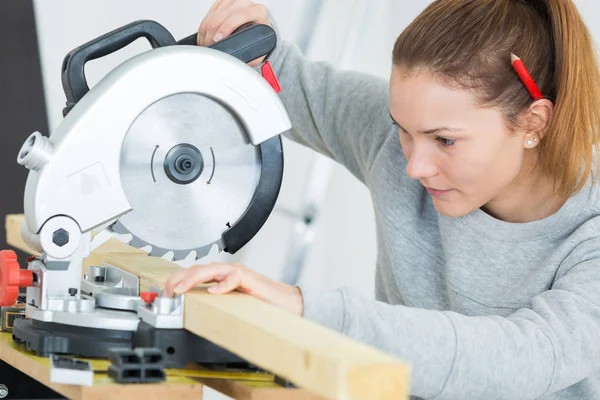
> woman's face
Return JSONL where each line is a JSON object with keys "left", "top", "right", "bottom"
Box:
{"left": 389, "top": 67, "right": 531, "bottom": 218}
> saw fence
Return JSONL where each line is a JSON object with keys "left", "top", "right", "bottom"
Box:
{"left": 4, "top": 214, "right": 411, "bottom": 400}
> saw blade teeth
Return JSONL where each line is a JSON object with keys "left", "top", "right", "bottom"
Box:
{"left": 148, "top": 245, "right": 172, "bottom": 258}
{"left": 160, "top": 251, "right": 175, "bottom": 261}
{"left": 128, "top": 236, "right": 148, "bottom": 249}
{"left": 112, "top": 221, "right": 229, "bottom": 263}
{"left": 111, "top": 221, "right": 129, "bottom": 235}
{"left": 185, "top": 251, "right": 198, "bottom": 262}
{"left": 172, "top": 250, "right": 192, "bottom": 261}
{"left": 194, "top": 247, "right": 212, "bottom": 261}
{"left": 139, "top": 245, "right": 152, "bottom": 255}
{"left": 116, "top": 233, "right": 133, "bottom": 244}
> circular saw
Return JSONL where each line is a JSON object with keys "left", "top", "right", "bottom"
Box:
{"left": 0, "top": 20, "right": 291, "bottom": 362}
{"left": 18, "top": 20, "right": 291, "bottom": 263}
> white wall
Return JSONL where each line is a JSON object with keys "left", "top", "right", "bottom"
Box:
{"left": 31, "top": 1, "right": 600, "bottom": 399}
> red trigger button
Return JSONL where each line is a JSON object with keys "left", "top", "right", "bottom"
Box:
{"left": 261, "top": 61, "right": 281, "bottom": 93}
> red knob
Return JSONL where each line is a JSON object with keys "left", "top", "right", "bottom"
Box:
{"left": 140, "top": 291, "right": 159, "bottom": 304}
{"left": 0, "top": 250, "right": 33, "bottom": 306}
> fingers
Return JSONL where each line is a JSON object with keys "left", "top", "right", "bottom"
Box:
{"left": 198, "top": 0, "right": 249, "bottom": 46}
{"left": 208, "top": 0, "right": 226, "bottom": 13}
{"left": 199, "top": 0, "right": 228, "bottom": 45}
{"left": 163, "top": 263, "right": 233, "bottom": 296}
{"left": 163, "top": 268, "right": 191, "bottom": 297}
{"left": 212, "top": 0, "right": 239, "bottom": 13}
{"left": 213, "top": 3, "right": 269, "bottom": 44}
{"left": 208, "top": 270, "right": 242, "bottom": 294}
{"left": 163, "top": 262, "right": 264, "bottom": 298}
{"left": 202, "top": 2, "right": 248, "bottom": 47}
{"left": 197, "top": 1, "right": 268, "bottom": 47}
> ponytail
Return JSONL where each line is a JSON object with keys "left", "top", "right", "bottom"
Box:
{"left": 538, "top": 0, "right": 600, "bottom": 195}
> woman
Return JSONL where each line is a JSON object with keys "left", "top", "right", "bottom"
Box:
{"left": 165, "top": 0, "right": 600, "bottom": 398}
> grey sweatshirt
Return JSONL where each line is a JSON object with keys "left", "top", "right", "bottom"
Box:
{"left": 266, "top": 39, "right": 600, "bottom": 399}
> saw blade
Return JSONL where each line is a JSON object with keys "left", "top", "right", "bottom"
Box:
{"left": 112, "top": 93, "right": 261, "bottom": 260}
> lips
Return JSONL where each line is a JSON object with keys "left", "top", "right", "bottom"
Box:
{"left": 424, "top": 186, "right": 453, "bottom": 197}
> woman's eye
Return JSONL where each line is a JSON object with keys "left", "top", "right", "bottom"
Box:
{"left": 436, "top": 137, "right": 456, "bottom": 147}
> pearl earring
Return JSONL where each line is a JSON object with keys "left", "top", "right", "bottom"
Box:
{"left": 527, "top": 140, "right": 534, "bottom": 145}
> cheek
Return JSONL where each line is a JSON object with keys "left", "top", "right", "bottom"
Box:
{"left": 485, "top": 135, "right": 524, "bottom": 182}
{"left": 453, "top": 136, "right": 523, "bottom": 193}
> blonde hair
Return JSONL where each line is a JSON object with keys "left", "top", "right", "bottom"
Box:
{"left": 392, "top": 0, "right": 600, "bottom": 196}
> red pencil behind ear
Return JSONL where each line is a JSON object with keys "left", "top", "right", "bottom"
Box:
{"left": 511, "top": 53, "right": 544, "bottom": 101}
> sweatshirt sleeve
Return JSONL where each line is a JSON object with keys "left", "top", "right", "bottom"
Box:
{"left": 266, "top": 38, "right": 395, "bottom": 184}
{"left": 298, "top": 238, "right": 600, "bottom": 400}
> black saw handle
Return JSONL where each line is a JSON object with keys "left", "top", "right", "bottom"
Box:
{"left": 61, "top": 20, "right": 177, "bottom": 116}
{"left": 61, "top": 20, "right": 276, "bottom": 116}
{"left": 177, "top": 23, "right": 276, "bottom": 64}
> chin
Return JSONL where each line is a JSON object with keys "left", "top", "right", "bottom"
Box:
{"left": 431, "top": 198, "right": 476, "bottom": 218}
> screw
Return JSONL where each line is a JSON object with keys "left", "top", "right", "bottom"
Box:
{"left": 52, "top": 228, "right": 69, "bottom": 247}
{"left": 0, "top": 384, "right": 8, "bottom": 398}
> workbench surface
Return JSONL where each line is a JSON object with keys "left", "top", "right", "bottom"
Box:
{"left": 0, "top": 332, "right": 321, "bottom": 399}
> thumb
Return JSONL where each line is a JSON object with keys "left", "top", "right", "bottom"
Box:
{"left": 208, "top": 271, "right": 241, "bottom": 294}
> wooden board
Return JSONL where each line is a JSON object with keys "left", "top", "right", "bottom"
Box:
{"left": 6, "top": 214, "right": 411, "bottom": 399}
{"left": 5, "top": 214, "right": 40, "bottom": 256}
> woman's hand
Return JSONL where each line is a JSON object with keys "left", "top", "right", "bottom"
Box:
{"left": 197, "top": 0, "right": 271, "bottom": 65}
{"left": 163, "top": 262, "right": 303, "bottom": 316}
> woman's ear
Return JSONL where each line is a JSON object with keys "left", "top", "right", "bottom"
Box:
{"left": 523, "top": 98, "right": 554, "bottom": 141}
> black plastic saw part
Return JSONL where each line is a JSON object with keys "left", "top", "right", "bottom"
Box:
{"left": 12, "top": 318, "right": 133, "bottom": 358}
{"left": 133, "top": 321, "right": 246, "bottom": 368}
{"left": 61, "top": 20, "right": 177, "bottom": 117}
{"left": 222, "top": 136, "right": 283, "bottom": 254}
{"left": 12, "top": 318, "right": 249, "bottom": 368}
{"left": 61, "top": 20, "right": 277, "bottom": 116}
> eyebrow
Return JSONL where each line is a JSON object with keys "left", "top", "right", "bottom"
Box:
{"left": 389, "top": 111, "right": 466, "bottom": 135}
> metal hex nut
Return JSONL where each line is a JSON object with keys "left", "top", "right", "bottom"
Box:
{"left": 52, "top": 228, "right": 69, "bottom": 247}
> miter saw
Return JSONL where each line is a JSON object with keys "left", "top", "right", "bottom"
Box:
{"left": 0, "top": 19, "right": 291, "bottom": 372}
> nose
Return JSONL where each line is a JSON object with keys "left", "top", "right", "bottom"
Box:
{"left": 405, "top": 144, "right": 438, "bottom": 180}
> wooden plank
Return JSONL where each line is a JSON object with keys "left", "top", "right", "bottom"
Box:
{"left": 5, "top": 214, "right": 39, "bottom": 256}
{"left": 6, "top": 214, "right": 412, "bottom": 399}
{"left": 183, "top": 290, "right": 410, "bottom": 400}
{"left": 194, "top": 378, "right": 328, "bottom": 400}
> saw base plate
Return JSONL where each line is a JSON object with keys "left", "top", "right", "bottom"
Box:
{"left": 13, "top": 319, "right": 246, "bottom": 368}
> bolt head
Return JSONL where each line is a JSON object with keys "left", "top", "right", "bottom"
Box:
{"left": 0, "top": 384, "right": 8, "bottom": 398}
{"left": 52, "top": 228, "right": 69, "bottom": 247}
